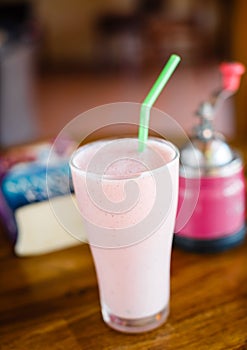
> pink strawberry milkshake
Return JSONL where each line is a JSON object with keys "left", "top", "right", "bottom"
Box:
{"left": 70, "top": 137, "right": 179, "bottom": 333}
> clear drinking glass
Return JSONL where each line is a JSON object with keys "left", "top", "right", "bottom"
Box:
{"left": 70, "top": 136, "right": 179, "bottom": 333}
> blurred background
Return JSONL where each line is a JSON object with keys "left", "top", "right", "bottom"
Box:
{"left": 0, "top": 0, "right": 246, "bottom": 148}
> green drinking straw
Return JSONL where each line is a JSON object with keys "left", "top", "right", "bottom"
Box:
{"left": 138, "top": 54, "right": 181, "bottom": 152}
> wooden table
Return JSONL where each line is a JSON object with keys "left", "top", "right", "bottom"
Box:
{"left": 0, "top": 225, "right": 247, "bottom": 350}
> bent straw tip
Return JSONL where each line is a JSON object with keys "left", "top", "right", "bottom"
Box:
{"left": 138, "top": 54, "right": 182, "bottom": 151}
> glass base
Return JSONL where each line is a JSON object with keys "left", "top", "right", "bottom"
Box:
{"left": 102, "top": 304, "right": 169, "bottom": 333}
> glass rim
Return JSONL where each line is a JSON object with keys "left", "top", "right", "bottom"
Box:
{"left": 69, "top": 136, "right": 179, "bottom": 181}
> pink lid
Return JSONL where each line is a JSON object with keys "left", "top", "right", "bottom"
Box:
{"left": 219, "top": 62, "right": 245, "bottom": 92}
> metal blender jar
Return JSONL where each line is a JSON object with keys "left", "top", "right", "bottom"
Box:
{"left": 174, "top": 62, "right": 246, "bottom": 252}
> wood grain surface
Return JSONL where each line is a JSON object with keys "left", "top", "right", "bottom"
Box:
{"left": 0, "top": 226, "right": 247, "bottom": 350}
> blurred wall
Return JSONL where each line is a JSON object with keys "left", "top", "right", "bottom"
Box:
{"left": 34, "top": 0, "right": 227, "bottom": 68}
{"left": 34, "top": 0, "right": 136, "bottom": 67}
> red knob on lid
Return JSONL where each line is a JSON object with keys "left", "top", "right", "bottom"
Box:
{"left": 219, "top": 62, "right": 245, "bottom": 92}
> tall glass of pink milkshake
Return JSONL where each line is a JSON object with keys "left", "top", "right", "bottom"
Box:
{"left": 70, "top": 137, "right": 179, "bottom": 333}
